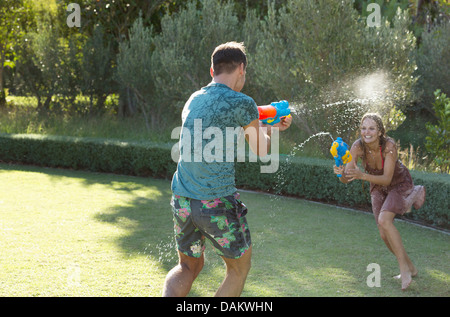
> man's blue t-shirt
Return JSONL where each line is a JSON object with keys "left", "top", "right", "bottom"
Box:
{"left": 171, "top": 82, "right": 259, "bottom": 200}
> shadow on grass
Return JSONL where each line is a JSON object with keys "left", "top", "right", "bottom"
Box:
{"left": 2, "top": 163, "right": 448, "bottom": 296}
{"left": 0, "top": 162, "right": 177, "bottom": 267}
{"left": 245, "top": 198, "right": 450, "bottom": 296}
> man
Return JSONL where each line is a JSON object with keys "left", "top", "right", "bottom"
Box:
{"left": 162, "top": 42, "right": 292, "bottom": 297}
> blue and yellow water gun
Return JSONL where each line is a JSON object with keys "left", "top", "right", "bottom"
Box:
{"left": 258, "top": 100, "right": 291, "bottom": 125}
{"left": 330, "top": 137, "right": 352, "bottom": 177}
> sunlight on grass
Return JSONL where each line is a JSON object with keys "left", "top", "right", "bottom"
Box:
{"left": 0, "top": 164, "right": 448, "bottom": 296}
{"left": 0, "top": 165, "right": 171, "bottom": 296}
{"left": 426, "top": 269, "right": 450, "bottom": 284}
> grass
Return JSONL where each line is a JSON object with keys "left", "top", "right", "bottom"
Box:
{"left": 0, "top": 163, "right": 448, "bottom": 297}
{"left": 0, "top": 97, "right": 173, "bottom": 143}
{"left": 1, "top": 96, "right": 327, "bottom": 157}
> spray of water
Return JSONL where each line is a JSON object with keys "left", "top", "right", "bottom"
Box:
{"left": 353, "top": 70, "right": 391, "bottom": 103}
{"left": 266, "top": 69, "right": 396, "bottom": 213}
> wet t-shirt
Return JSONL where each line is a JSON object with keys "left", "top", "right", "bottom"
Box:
{"left": 171, "top": 82, "right": 259, "bottom": 200}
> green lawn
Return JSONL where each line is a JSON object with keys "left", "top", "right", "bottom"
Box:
{"left": 0, "top": 163, "right": 448, "bottom": 297}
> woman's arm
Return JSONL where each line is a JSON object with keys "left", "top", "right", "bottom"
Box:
{"left": 335, "top": 141, "right": 362, "bottom": 184}
{"left": 346, "top": 140, "right": 397, "bottom": 186}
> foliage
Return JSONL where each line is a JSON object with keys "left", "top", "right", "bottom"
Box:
{"left": 151, "top": 0, "right": 241, "bottom": 109}
{"left": 81, "top": 25, "right": 116, "bottom": 114}
{"left": 0, "top": 0, "right": 35, "bottom": 106}
{"left": 425, "top": 90, "right": 450, "bottom": 173}
{"left": 415, "top": 21, "right": 450, "bottom": 115}
{"left": 250, "top": 0, "right": 417, "bottom": 148}
{"left": 116, "top": 16, "right": 155, "bottom": 130}
{"left": 13, "top": 20, "right": 68, "bottom": 110}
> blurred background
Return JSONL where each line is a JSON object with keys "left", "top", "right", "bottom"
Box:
{"left": 0, "top": 0, "right": 448, "bottom": 172}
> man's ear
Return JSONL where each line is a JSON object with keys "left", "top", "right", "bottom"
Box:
{"left": 239, "top": 63, "right": 245, "bottom": 75}
{"left": 210, "top": 66, "right": 214, "bottom": 78}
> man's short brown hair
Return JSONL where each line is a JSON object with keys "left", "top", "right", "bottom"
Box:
{"left": 211, "top": 41, "right": 247, "bottom": 76}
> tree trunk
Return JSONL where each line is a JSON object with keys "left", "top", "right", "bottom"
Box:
{"left": 0, "top": 49, "right": 5, "bottom": 108}
{"left": 134, "top": 89, "right": 151, "bottom": 131}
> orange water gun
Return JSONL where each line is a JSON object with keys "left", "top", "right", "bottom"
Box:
{"left": 258, "top": 100, "right": 291, "bottom": 125}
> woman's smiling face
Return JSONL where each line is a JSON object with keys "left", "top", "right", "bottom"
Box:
{"left": 360, "top": 118, "right": 381, "bottom": 145}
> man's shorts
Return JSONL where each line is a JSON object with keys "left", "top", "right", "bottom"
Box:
{"left": 170, "top": 192, "right": 251, "bottom": 259}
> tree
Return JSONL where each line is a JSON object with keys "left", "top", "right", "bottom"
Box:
{"left": 115, "top": 16, "right": 155, "bottom": 130}
{"left": 81, "top": 25, "right": 115, "bottom": 114}
{"left": 14, "top": 15, "right": 70, "bottom": 111}
{"left": 57, "top": 0, "right": 188, "bottom": 117}
{"left": 0, "top": 0, "right": 35, "bottom": 107}
{"left": 151, "top": 0, "right": 241, "bottom": 109}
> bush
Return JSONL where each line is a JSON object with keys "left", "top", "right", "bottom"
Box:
{"left": 425, "top": 90, "right": 450, "bottom": 173}
{"left": 236, "top": 155, "right": 449, "bottom": 229}
{"left": 0, "top": 133, "right": 448, "bottom": 229}
{"left": 406, "top": 170, "right": 449, "bottom": 228}
{"left": 0, "top": 133, "right": 176, "bottom": 178}
{"left": 250, "top": 0, "right": 417, "bottom": 151}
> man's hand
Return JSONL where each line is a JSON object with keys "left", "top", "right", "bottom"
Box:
{"left": 263, "top": 115, "right": 292, "bottom": 132}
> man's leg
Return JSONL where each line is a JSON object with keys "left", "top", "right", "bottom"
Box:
{"left": 162, "top": 251, "right": 204, "bottom": 297}
{"left": 215, "top": 246, "right": 252, "bottom": 297}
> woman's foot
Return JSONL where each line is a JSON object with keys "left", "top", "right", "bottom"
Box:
{"left": 393, "top": 266, "right": 418, "bottom": 290}
{"left": 393, "top": 268, "right": 418, "bottom": 280}
{"left": 405, "top": 186, "right": 425, "bottom": 213}
{"left": 413, "top": 185, "right": 426, "bottom": 210}
{"left": 401, "top": 272, "right": 412, "bottom": 290}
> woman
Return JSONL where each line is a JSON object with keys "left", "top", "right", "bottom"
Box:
{"left": 334, "top": 113, "right": 426, "bottom": 290}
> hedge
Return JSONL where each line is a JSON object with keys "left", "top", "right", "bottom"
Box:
{"left": 0, "top": 133, "right": 448, "bottom": 229}
{"left": 236, "top": 156, "right": 449, "bottom": 229}
{"left": 0, "top": 133, "right": 176, "bottom": 178}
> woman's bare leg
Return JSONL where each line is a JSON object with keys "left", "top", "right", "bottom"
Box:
{"left": 378, "top": 211, "right": 417, "bottom": 290}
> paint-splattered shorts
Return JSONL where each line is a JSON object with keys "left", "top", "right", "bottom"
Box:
{"left": 170, "top": 192, "right": 251, "bottom": 259}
